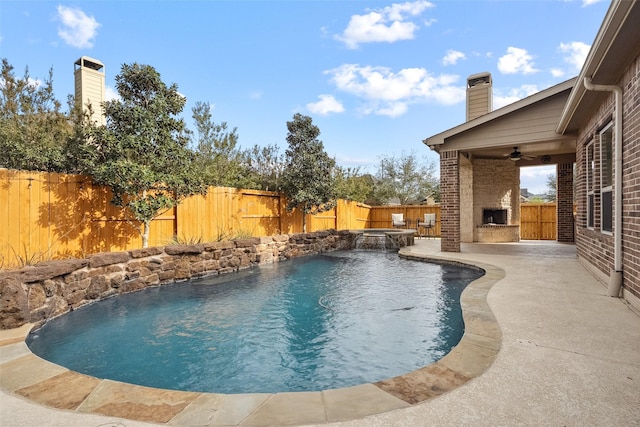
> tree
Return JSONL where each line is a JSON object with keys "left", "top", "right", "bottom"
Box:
{"left": 334, "top": 166, "right": 374, "bottom": 203}
{"left": 191, "top": 101, "right": 250, "bottom": 188}
{"left": 86, "top": 63, "right": 206, "bottom": 247}
{"left": 0, "top": 59, "right": 71, "bottom": 171}
{"left": 545, "top": 174, "right": 557, "bottom": 202}
{"left": 242, "top": 143, "right": 285, "bottom": 191}
{"left": 372, "top": 151, "right": 438, "bottom": 205}
{"left": 281, "top": 113, "right": 336, "bottom": 232}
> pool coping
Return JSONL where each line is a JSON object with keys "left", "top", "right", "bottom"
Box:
{"left": 0, "top": 251, "right": 504, "bottom": 426}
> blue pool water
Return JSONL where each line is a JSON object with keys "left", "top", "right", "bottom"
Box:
{"left": 27, "top": 251, "right": 483, "bottom": 394}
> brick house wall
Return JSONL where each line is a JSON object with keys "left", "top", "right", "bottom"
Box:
{"left": 440, "top": 150, "right": 460, "bottom": 252}
{"left": 621, "top": 55, "right": 640, "bottom": 303}
{"left": 575, "top": 53, "right": 640, "bottom": 306}
{"left": 557, "top": 162, "right": 575, "bottom": 243}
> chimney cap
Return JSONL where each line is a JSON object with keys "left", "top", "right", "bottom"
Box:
{"left": 74, "top": 56, "right": 104, "bottom": 71}
{"left": 467, "top": 72, "right": 491, "bottom": 88}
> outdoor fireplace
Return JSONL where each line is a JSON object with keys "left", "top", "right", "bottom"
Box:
{"left": 483, "top": 208, "right": 507, "bottom": 225}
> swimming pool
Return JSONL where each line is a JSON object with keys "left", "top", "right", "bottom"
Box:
{"left": 27, "top": 251, "right": 484, "bottom": 394}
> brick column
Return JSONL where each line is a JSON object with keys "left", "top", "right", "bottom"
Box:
{"left": 557, "top": 162, "right": 575, "bottom": 243}
{"left": 440, "top": 150, "right": 461, "bottom": 252}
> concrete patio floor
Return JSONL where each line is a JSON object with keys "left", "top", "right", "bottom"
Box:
{"left": 1, "top": 239, "right": 639, "bottom": 426}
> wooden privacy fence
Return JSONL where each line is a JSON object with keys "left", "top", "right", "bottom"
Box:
{"left": 0, "top": 169, "right": 561, "bottom": 268}
{"left": 368, "top": 205, "right": 442, "bottom": 236}
{"left": 520, "top": 203, "right": 558, "bottom": 240}
{"left": 0, "top": 169, "right": 370, "bottom": 268}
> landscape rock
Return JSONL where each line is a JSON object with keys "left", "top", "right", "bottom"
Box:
{"left": 89, "top": 252, "right": 130, "bottom": 268}
{"left": 165, "top": 244, "right": 204, "bottom": 255}
{"left": 0, "top": 231, "right": 354, "bottom": 329}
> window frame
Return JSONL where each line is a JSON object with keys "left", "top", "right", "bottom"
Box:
{"left": 599, "top": 123, "right": 613, "bottom": 234}
{"left": 586, "top": 139, "right": 595, "bottom": 230}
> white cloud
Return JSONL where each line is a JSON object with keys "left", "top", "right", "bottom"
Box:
{"left": 423, "top": 18, "right": 437, "bottom": 27}
{"left": 248, "top": 90, "right": 263, "bottom": 100}
{"left": 560, "top": 0, "right": 604, "bottom": 7}
{"left": 442, "top": 49, "right": 465, "bottom": 66}
{"left": 375, "top": 102, "right": 408, "bottom": 117}
{"left": 325, "top": 63, "right": 464, "bottom": 116}
{"left": 335, "top": 1, "right": 434, "bottom": 49}
{"left": 307, "top": 94, "right": 345, "bottom": 115}
{"left": 27, "top": 77, "right": 43, "bottom": 88}
{"left": 1, "top": 77, "right": 40, "bottom": 90}
{"left": 550, "top": 68, "right": 565, "bottom": 78}
{"left": 581, "top": 0, "right": 605, "bottom": 6}
{"left": 559, "top": 41, "right": 590, "bottom": 72}
{"left": 493, "top": 84, "right": 540, "bottom": 109}
{"left": 520, "top": 165, "right": 556, "bottom": 194}
{"left": 497, "top": 47, "right": 538, "bottom": 75}
{"left": 105, "top": 86, "right": 119, "bottom": 101}
{"left": 57, "top": 5, "right": 100, "bottom": 49}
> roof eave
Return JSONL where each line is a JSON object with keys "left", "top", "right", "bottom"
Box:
{"left": 423, "top": 78, "right": 576, "bottom": 151}
{"left": 557, "top": 0, "right": 640, "bottom": 134}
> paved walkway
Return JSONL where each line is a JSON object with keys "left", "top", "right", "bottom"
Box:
{"left": 1, "top": 240, "right": 639, "bottom": 426}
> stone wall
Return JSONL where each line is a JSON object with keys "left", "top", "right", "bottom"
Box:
{"left": 0, "top": 230, "right": 354, "bottom": 330}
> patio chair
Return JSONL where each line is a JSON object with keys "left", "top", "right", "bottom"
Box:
{"left": 391, "top": 213, "right": 406, "bottom": 228}
{"left": 418, "top": 213, "right": 436, "bottom": 238}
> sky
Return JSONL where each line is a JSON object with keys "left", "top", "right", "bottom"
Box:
{"left": 1, "top": 0, "right": 610, "bottom": 194}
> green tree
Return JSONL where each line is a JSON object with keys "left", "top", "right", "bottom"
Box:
{"left": 191, "top": 101, "right": 250, "bottom": 188}
{"left": 334, "top": 166, "right": 374, "bottom": 203}
{"left": 545, "top": 173, "right": 557, "bottom": 202}
{"left": 86, "top": 63, "right": 206, "bottom": 247}
{"left": 281, "top": 113, "right": 336, "bottom": 232}
{"left": 0, "top": 59, "right": 71, "bottom": 171}
{"left": 62, "top": 96, "right": 101, "bottom": 174}
{"left": 372, "top": 151, "right": 438, "bottom": 205}
{"left": 242, "top": 143, "right": 285, "bottom": 191}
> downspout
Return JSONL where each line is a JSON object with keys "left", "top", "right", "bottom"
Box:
{"left": 583, "top": 77, "right": 623, "bottom": 297}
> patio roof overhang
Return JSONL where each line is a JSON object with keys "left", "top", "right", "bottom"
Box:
{"left": 557, "top": 0, "right": 640, "bottom": 134}
{"left": 423, "top": 79, "right": 577, "bottom": 166}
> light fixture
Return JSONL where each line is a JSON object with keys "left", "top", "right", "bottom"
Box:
{"left": 509, "top": 147, "right": 522, "bottom": 161}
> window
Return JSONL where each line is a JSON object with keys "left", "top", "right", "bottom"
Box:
{"left": 586, "top": 140, "right": 595, "bottom": 229}
{"left": 600, "top": 123, "right": 613, "bottom": 233}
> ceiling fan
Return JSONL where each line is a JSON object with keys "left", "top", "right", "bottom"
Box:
{"left": 505, "top": 147, "right": 535, "bottom": 161}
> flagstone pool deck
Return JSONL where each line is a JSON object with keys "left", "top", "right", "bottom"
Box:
{"left": 1, "top": 239, "right": 639, "bottom": 426}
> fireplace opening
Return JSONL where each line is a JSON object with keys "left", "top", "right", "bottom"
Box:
{"left": 483, "top": 209, "right": 507, "bottom": 225}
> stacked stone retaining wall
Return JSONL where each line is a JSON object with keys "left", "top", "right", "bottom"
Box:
{"left": 0, "top": 230, "right": 354, "bottom": 330}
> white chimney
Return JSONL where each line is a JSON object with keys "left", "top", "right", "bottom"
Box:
{"left": 74, "top": 56, "right": 105, "bottom": 126}
{"left": 466, "top": 72, "right": 492, "bottom": 121}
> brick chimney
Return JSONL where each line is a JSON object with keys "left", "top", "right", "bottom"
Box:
{"left": 466, "top": 72, "right": 492, "bottom": 121}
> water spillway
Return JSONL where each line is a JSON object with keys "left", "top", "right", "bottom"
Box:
{"left": 351, "top": 229, "right": 415, "bottom": 250}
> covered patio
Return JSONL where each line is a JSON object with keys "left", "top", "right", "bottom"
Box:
{"left": 424, "top": 74, "right": 577, "bottom": 252}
